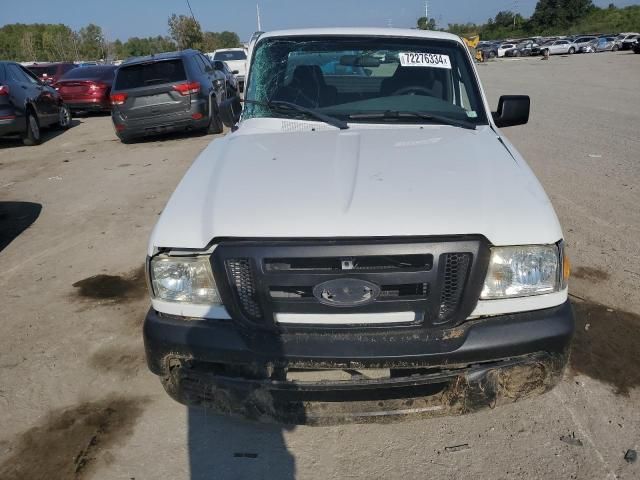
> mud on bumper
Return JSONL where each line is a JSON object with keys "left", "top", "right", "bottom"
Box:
{"left": 162, "top": 352, "right": 566, "bottom": 425}
{"left": 144, "top": 301, "right": 573, "bottom": 425}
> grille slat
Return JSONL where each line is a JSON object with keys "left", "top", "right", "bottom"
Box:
{"left": 437, "top": 253, "right": 472, "bottom": 323}
{"left": 225, "top": 259, "right": 262, "bottom": 320}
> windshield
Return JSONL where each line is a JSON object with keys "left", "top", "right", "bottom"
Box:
{"left": 214, "top": 50, "right": 247, "bottom": 61}
{"left": 114, "top": 60, "right": 186, "bottom": 90}
{"left": 61, "top": 66, "right": 116, "bottom": 81}
{"left": 244, "top": 36, "right": 487, "bottom": 126}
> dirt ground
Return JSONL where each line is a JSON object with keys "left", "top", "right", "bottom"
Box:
{"left": 1, "top": 52, "right": 639, "bottom": 480}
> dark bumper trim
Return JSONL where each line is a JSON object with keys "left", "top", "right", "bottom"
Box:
{"left": 144, "top": 300, "right": 574, "bottom": 374}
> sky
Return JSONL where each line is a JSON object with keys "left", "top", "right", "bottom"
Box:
{"left": 3, "top": 0, "right": 639, "bottom": 41}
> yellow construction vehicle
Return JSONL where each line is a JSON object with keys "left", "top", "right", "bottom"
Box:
{"left": 462, "top": 35, "right": 484, "bottom": 62}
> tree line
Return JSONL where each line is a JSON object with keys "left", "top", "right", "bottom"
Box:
{"left": 0, "top": 14, "right": 241, "bottom": 62}
{"left": 417, "top": 1, "right": 640, "bottom": 40}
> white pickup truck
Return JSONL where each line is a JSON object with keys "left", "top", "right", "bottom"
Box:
{"left": 144, "top": 28, "right": 574, "bottom": 425}
{"left": 207, "top": 48, "right": 248, "bottom": 92}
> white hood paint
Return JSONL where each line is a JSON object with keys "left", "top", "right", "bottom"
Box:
{"left": 149, "top": 121, "right": 562, "bottom": 254}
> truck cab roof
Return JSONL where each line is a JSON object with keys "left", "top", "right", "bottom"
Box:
{"left": 258, "top": 27, "right": 465, "bottom": 44}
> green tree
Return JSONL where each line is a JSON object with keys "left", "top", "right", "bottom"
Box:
{"left": 41, "top": 24, "right": 77, "bottom": 61}
{"left": 78, "top": 23, "right": 105, "bottom": 60}
{"left": 20, "top": 31, "right": 37, "bottom": 62}
{"left": 167, "top": 14, "right": 203, "bottom": 50}
{"left": 417, "top": 17, "right": 437, "bottom": 30}
{"left": 120, "top": 36, "right": 176, "bottom": 57}
{"left": 201, "top": 31, "right": 241, "bottom": 52}
{"left": 530, "top": 0, "right": 595, "bottom": 30}
{"left": 217, "top": 31, "right": 240, "bottom": 48}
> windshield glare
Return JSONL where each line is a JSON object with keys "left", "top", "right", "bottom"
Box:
{"left": 244, "top": 36, "right": 488, "bottom": 125}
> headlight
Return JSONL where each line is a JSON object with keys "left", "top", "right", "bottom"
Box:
{"left": 150, "top": 255, "right": 221, "bottom": 304}
{"left": 481, "top": 245, "right": 560, "bottom": 299}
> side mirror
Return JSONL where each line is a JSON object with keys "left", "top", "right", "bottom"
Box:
{"left": 219, "top": 96, "right": 242, "bottom": 128}
{"left": 492, "top": 95, "right": 530, "bottom": 128}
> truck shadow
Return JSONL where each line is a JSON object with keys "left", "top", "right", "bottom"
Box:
{"left": 0, "top": 201, "right": 42, "bottom": 252}
{"left": 182, "top": 319, "right": 298, "bottom": 479}
{"left": 188, "top": 408, "right": 296, "bottom": 480}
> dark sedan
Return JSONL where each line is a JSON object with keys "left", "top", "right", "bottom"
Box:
{"left": 54, "top": 65, "right": 117, "bottom": 113}
{"left": 212, "top": 60, "right": 239, "bottom": 96}
{"left": 505, "top": 42, "right": 542, "bottom": 57}
{"left": 26, "top": 62, "right": 76, "bottom": 85}
{"left": 0, "top": 62, "right": 71, "bottom": 145}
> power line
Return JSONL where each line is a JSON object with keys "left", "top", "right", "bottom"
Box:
{"left": 185, "top": 0, "right": 197, "bottom": 23}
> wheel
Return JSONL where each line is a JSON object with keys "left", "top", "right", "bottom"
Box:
{"left": 56, "top": 104, "right": 71, "bottom": 130}
{"left": 207, "top": 100, "right": 224, "bottom": 134}
{"left": 541, "top": 49, "right": 549, "bottom": 56}
{"left": 514, "top": 51, "right": 521, "bottom": 57}
{"left": 612, "top": 45, "right": 619, "bottom": 52}
{"left": 22, "top": 111, "right": 41, "bottom": 146}
{"left": 488, "top": 51, "right": 496, "bottom": 59}
{"left": 569, "top": 47, "right": 575, "bottom": 54}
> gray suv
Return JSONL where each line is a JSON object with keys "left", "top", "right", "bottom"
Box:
{"left": 110, "top": 50, "right": 227, "bottom": 143}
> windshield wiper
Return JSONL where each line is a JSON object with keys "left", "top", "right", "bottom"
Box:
{"left": 347, "top": 110, "right": 476, "bottom": 130}
{"left": 243, "top": 99, "right": 349, "bottom": 130}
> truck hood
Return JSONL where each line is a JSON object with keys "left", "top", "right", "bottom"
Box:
{"left": 149, "top": 123, "right": 562, "bottom": 253}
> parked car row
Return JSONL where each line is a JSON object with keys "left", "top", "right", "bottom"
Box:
{"left": 1, "top": 49, "right": 247, "bottom": 145}
{"left": 478, "top": 31, "right": 639, "bottom": 59}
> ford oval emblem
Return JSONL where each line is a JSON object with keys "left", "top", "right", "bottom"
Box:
{"left": 312, "top": 278, "right": 381, "bottom": 307}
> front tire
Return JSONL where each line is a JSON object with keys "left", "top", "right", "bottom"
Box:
{"left": 612, "top": 45, "right": 619, "bottom": 52}
{"left": 207, "top": 100, "right": 224, "bottom": 134}
{"left": 22, "top": 111, "right": 41, "bottom": 146}
{"left": 569, "top": 47, "right": 575, "bottom": 54}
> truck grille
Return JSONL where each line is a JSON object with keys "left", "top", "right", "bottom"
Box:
{"left": 212, "top": 238, "right": 489, "bottom": 330}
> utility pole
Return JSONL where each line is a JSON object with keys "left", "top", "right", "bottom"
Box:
{"left": 257, "top": 3, "right": 262, "bottom": 31}
{"left": 425, "top": 0, "right": 429, "bottom": 19}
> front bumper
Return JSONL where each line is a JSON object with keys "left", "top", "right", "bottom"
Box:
{"left": 144, "top": 301, "right": 574, "bottom": 424}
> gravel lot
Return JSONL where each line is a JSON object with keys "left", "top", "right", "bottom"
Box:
{"left": 0, "top": 52, "right": 639, "bottom": 480}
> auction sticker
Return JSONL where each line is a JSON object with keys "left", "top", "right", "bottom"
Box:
{"left": 399, "top": 52, "right": 452, "bottom": 69}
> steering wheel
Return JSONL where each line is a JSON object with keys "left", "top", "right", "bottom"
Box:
{"left": 392, "top": 86, "right": 433, "bottom": 97}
